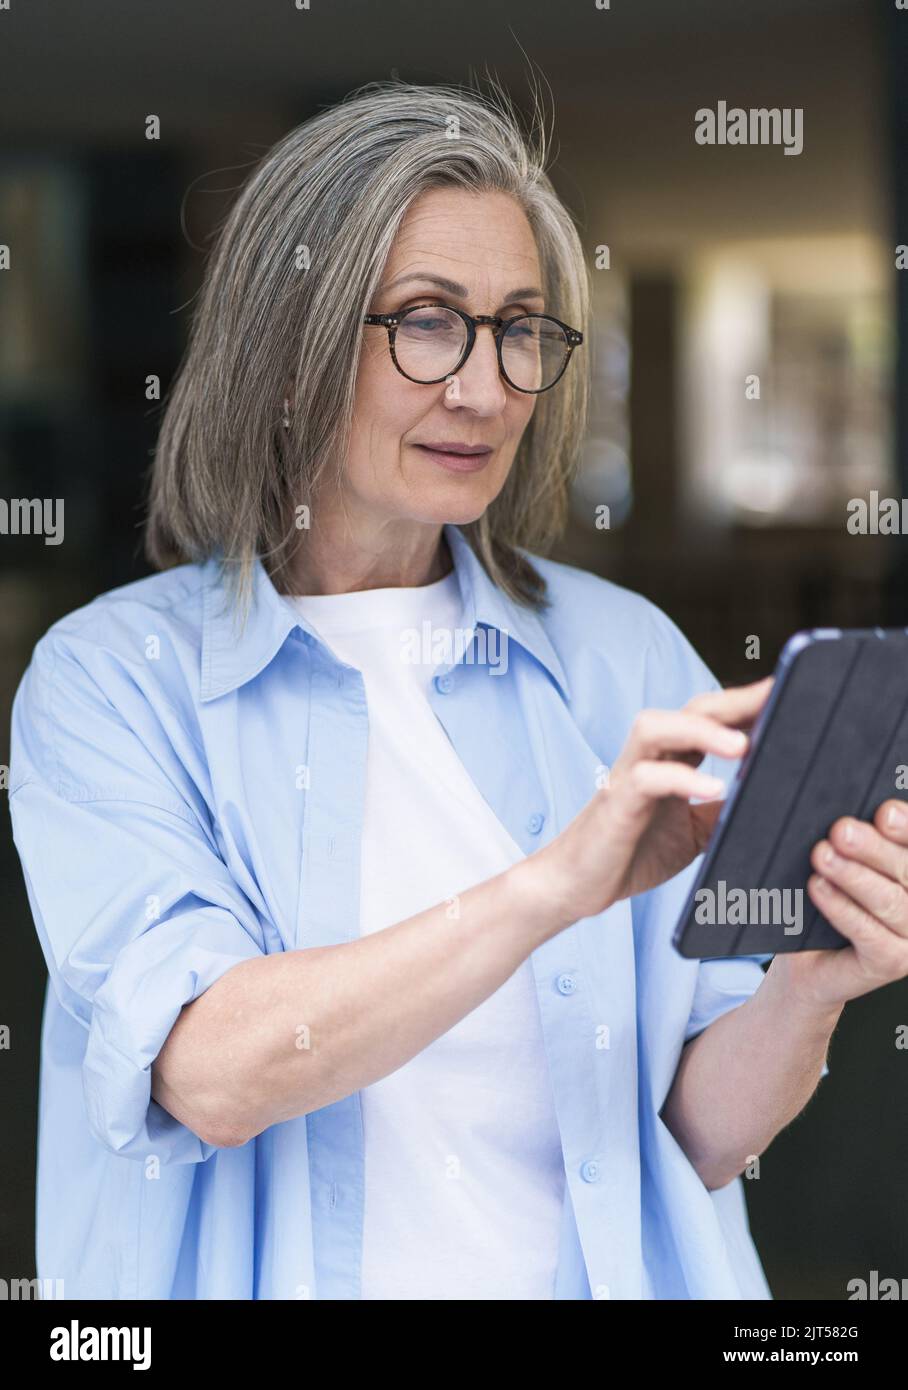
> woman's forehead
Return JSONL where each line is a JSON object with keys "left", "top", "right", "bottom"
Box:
{"left": 383, "top": 191, "right": 542, "bottom": 290}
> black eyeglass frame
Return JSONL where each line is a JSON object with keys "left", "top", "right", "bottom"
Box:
{"left": 363, "top": 304, "right": 584, "bottom": 394}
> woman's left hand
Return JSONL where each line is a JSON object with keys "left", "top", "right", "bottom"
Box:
{"left": 777, "top": 799, "right": 908, "bottom": 1011}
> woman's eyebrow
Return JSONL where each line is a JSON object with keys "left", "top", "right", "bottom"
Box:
{"left": 379, "top": 272, "right": 544, "bottom": 302}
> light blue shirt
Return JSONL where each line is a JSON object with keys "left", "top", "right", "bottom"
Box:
{"left": 10, "top": 521, "right": 781, "bottom": 1299}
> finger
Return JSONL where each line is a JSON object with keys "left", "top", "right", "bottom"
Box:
{"left": 807, "top": 874, "right": 908, "bottom": 980}
{"left": 873, "top": 799, "right": 908, "bottom": 845}
{"left": 690, "top": 798, "right": 726, "bottom": 853}
{"left": 827, "top": 814, "right": 908, "bottom": 894}
{"left": 622, "top": 710, "right": 749, "bottom": 765}
{"left": 685, "top": 676, "right": 774, "bottom": 731}
{"left": 615, "top": 760, "right": 726, "bottom": 810}
{"left": 810, "top": 840, "right": 908, "bottom": 939}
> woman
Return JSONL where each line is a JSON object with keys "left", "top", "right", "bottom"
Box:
{"left": 10, "top": 78, "right": 908, "bottom": 1302}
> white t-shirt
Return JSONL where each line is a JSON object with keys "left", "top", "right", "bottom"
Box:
{"left": 288, "top": 567, "right": 566, "bottom": 1300}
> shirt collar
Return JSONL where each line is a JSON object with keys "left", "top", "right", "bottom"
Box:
{"left": 200, "top": 522, "right": 570, "bottom": 702}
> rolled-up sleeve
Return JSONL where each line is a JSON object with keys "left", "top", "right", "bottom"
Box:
{"left": 683, "top": 955, "right": 768, "bottom": 1043}
{"left": 683, "top": 954, "right": 830, "bottom": 1079}
{"left": 9, "top": 632, "right": 267, "bottom": 1163}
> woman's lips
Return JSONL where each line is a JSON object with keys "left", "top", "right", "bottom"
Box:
{"left": 412, "top": 444, "right": 493, "bottom": 473}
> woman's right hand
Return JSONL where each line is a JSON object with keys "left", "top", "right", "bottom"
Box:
{"left": 532, "top": 676, "right": 775, "bottom": 928}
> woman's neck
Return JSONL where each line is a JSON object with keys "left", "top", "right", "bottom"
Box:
{"left": 284, "top": 519, "right": 453, "bottom": 596}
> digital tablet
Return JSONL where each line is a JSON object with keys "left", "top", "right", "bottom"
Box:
{"left": 672, "top": 628, "right": 908, "bottom": 959}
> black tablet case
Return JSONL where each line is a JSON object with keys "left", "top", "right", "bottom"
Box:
{"left": 673, "top": 629, "right": 908, "bottom": 958}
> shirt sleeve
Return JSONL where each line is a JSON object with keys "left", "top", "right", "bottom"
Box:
{"left": 683, "top": 956, "right": 768, "bottom": 1042}
{"left": 683, "top": 955, "right": 829, "bottom": 1078}
{"left": 8, "top": 631, "right": 269, "bottom": 1164}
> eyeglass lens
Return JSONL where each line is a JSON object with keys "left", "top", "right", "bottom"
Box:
{"left": 394, "top": 307, "right": 569, "bottom": 391}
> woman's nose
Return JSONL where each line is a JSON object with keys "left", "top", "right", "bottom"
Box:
{"left": 444, "top": 328, "right": 508, "bottom": 412}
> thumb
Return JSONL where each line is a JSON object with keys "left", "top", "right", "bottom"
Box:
{"left": 690, "top": 797, "right": 725, "bottom": 854}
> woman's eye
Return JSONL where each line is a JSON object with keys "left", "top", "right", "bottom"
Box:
{"left": 399, "top": 310, "right": 456, "bottom": 334}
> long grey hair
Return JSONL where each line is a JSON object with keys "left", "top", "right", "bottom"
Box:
{"left": 144, "top": 75, "right": 591, "bottom": 624}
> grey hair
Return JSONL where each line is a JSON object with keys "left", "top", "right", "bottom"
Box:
{"left": 143, "top": 74, "right": 591, "bottom": 626}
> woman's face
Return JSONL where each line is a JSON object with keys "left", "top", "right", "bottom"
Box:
{"left": 340, "top": 187, "right": 542, "bottom": 530}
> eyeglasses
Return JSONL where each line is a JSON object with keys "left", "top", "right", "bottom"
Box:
{"left": 363, "top": 304, "right": 583, "bottom": 394}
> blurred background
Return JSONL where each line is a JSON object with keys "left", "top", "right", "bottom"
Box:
{"left": 1, "top": 0, "right": 907, "bottom": 1298}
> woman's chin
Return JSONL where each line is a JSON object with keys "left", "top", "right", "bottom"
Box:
{"left": 437, "top": 497, "right": 492, "bottom": 526}
{"left": 402, "top": 480, "right": 503, "bottom": 529}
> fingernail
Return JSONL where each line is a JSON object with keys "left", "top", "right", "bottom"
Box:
{"left": 842, "top": 820, "right": 855, "bottom": 844}
{"left": 887, "top": 805, "right": 906, "bottom": 830}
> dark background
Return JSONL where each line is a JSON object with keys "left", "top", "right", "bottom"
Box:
{"left": 1, "top": 0, "right": 907, "bottom": 1298}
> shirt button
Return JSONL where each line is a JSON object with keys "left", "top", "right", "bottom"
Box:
{"left": 580, "top": 1160, "right": 601, "bottom": 1183}
{"left": 556, "top": 972, "right": 577, "bottom": 995}
{"left": 434, "top": 673, "right": 454, "bottom": 694}
{"left": 526, "top": 811, "right": 545, "bottom": 834}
